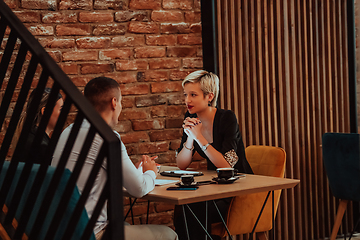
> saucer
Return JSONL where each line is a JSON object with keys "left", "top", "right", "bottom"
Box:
{"left": 212, "top": 176, "right": 240, "bottom": 184}
{"left": 176, "top": 181, "right": 199, "bottom": 187}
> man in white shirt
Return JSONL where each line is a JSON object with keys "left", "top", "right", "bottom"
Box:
{"left": 52, "top": 77, "right": 178, "bottom": 240}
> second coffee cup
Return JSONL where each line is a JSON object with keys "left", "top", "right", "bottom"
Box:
{"left": 216, "top": 168, "right": 235, "bottom": 179}
{"left": 181, "top": 175, "right": 195, "bottom": 185}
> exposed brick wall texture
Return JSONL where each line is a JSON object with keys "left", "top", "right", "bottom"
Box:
{"left": 3, "top": 0, "right": 203, "bottom": 228}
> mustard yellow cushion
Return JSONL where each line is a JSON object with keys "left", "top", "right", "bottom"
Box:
{"left": 212, "top": 145, "right": 286, "bottom": 237}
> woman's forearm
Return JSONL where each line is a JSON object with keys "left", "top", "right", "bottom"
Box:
{"left": 202, "top": 146, "right": 231, "bottom": 168}
{"left": 195, "top": 136, "right": 231, "bottom": 168}
{"left": 176, "top": 140, "right": 194, "bottom": 170}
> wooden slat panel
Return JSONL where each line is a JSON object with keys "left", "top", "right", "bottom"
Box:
{"left": 215, "top": 0, "right": 351, "bottom": 239}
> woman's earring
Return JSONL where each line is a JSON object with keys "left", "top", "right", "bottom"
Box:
{"left": 208, "top": 101, "right": 211, "bottom": 106}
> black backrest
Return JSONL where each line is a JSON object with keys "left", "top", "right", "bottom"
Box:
{"left": 322, "top": 132, "right": 360, "bottom": 201}
{"left": 0, "top": 1, "right": 123, "bottom": 239}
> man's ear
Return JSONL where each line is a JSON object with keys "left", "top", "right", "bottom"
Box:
{"left": 111, "top": 97, "right": 117, "bottom": 110}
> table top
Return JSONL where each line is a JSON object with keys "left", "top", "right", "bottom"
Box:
{"left": 126, "top": 166, "right": 300, "bottom": 205}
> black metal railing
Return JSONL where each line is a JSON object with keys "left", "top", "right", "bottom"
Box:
{"left": 0, "top": 0, "right": 123, "bottom": 239}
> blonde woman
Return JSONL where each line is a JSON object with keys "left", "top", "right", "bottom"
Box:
{"left": 174, "top": 70, "right": 253, "bottom": 240}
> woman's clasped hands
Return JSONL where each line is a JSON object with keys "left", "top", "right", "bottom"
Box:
{"left": 182, "top": 117, "right": 202, "bottom": 140}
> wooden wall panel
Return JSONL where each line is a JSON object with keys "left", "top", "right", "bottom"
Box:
{"left": 215, "top": 0, "right": 352, "bottom": 239}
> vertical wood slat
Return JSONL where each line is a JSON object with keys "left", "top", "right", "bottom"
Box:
{"left": 215, "top": 0, "right": 351, "bottom": 239}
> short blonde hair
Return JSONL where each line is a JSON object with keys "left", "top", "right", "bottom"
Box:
{"left": 182, "top": 70, "right": 219, "bottom": 107}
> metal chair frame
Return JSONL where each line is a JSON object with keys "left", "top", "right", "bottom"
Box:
{"left": 0, "top": 1, "right": 124, "bottom": 239}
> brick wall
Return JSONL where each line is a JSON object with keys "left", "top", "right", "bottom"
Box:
{"left": 3, "top": 0, "right": 203, "bottom": 227}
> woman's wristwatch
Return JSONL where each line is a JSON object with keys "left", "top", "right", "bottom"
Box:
{"left": 201, "top": 143, "right": 211, "bottom": 152}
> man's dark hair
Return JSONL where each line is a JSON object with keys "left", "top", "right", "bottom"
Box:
{"left": 84, "top": 77, "right": 120, "bottom": 113}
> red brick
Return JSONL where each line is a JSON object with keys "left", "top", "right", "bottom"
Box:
{"left": 190, "top": 23, "right": 202, "bottom": 33}
{"left": 70, "top": 76, "right": 92, "bottom": 86}
{"left": 161, "top": 23, "right": 191, "bottom": 34}
{"left": 149, "top": 129, "right": 182, "bottom": 141}
{"left": 149, "top": 59, "right": 180, "bottom": 69}
{"left": 41, "top": 12, "right": 77, "bottom": 23}
{"left": 169, "top": 70, "right": 193, "bottom": 80}
{"left": 167, "top": 46, "right": 197, "bottom": 57}
{"left": 177, "top": 34, "right": 202, "bottom": 45}
{"left": 167, "top": 105, "right": 186, "bottom": 117}
{"left": 79, "top": 12, "right": 114, "bottom": 22}
{"left": 14, "top": 11, "right": 40, "bottom": 23}
{"left": 197, "top": 47, "right": 202, "bottom": 57}
{"left": 134, "top": 47, "right": 165, "bottom": 58}
{"left": 146, "top": 35, "right": 177, "bottom": 46}
{"left": 104, "top": 72, "right": 137, "bottom": 84}
{"left": 138, "top": 141, "right": 168, "bottom": 154}
{"left": 128, "top": 22, "right": 159, "bottom": 34}
{"left": 121, "top": 131, "right": 149, "bottom": 144}
{"left": 94, "top": 0, "right": 126, "bottom": 10}
{"left": 129, "top": 0, "right": 161, "bottom": 10}
{"left": 100, "top": 49, "right": 133, "bottom": 60}
{"left": 116, "top": 60, "right": 148, "bottom": 71}
{"left": 115, "top": 10, "right": 149, "bottom": 22}
{"left": 22, "top": 0, "right": 56, "bottom": 10}
{"left": 123, "top": 197, "right": 131, "bottom": 205}
{"left": 156, "top": 153, "right": 177, "bottom": 164}
{"left": 133, "top": 119, "right": 165, "bottom": 131}
{"left": 166, "top": 118, "right": 183, "bottom": 128}
{"left": 143, "top": 70, "right": 168, "bottom": 82}
{"left": 38, "top": 38, "right": 76, "bottom": 49}
{"left": 120, "top": 109, "right": 149, "bottom": 121}
{"left": 150, "top": 105, "right": 167, "bottom": 117}
{"left": 112, "top": 35, "right": 145, "bottom": 47}
{"left": 59, "top": 0, "right": 92, "bottom": 10}
{"left": 47, "top": 50, "right": 62, "bottom": 62}
{"left": 76, "top": 37, "right": 111, "bottom": 49}
{"left": 167, "top": 93, "right": 185, "bottom": 105}
{"left": 182, "top": 58, "right": 203, "bottom": 69}
{"left": 151, "top": 82, "right": 182, "bottom": 93}
{"left": 154, "top": 202, "right": 175, "bottom": 212}
{"left": 80, "top": 63, "right": 114, "bottom": 74}
{"left": 56, "top": 24, "right": 91, "bottom": 36}
{"left": 163, "top": 0, "right": 193, "bottom": 10}
{"left": 121, "top": 96, "right": 135, "bottom": 108}
{"left": 194, "top": 0, "right": 201, "bottom": 11}
{"left": 135, "top": 94, "right": 167, "bottom": 107}
{"left": 124, "top": 144, "right": 138, "bottom": 156}
{"left": 151, "top": 10, "right": 183, "bottom": 22}
{"left": 114, "top": 120, "right": 132, "bottom": 133}
{"left": 170, "top": 139, "right": 181, "bottom": 150}
{"left": 27, "top": 24, "right": 54, "bottom": 36}
{"left": 4, "top": 0, "right": 16, "bottom": 9}
{"left": 120, "top": 83, "right": 149, "bottom": 96}
{"left": 63, "top": 51, "right": 98, "bottom": 61}
{"left": 184, "top": 11, "right": 201, "bottom": 22}
{"left": 93, "top": 24, "right": 127, "bottom": 35}
{"left": 135, "top": 72, "right": 145, "bottom": 82}
{"left": 60, "top": 63, "right": 78, "bottom": 75}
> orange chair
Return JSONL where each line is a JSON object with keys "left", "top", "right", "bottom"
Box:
{"left": 212, "top": 145, "right": 286, "bottom": 240}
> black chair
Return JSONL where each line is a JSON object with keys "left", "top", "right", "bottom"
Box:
{"left": 322, "top": 132, "right": 360, "bottom": 240}
{"left": 0, "top": 1, "right": 123, "bottom": 239}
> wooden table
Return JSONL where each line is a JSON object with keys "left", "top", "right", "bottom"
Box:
{"left": 124, "top": 166, "right": 300, "bottom": 240}
{"left": 138, "top": 166, "right": 300, "bottom": 205}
